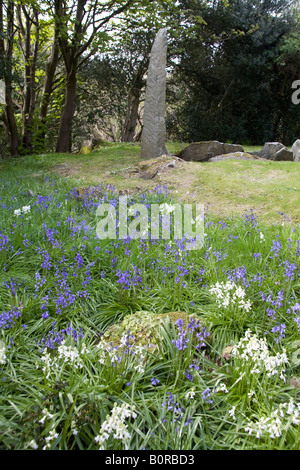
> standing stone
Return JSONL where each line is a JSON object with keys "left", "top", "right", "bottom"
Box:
{"left": 141, "top": 28, "right": 169, "bottom": 160}
{"left": 291, "top": 139, "right": 300, "bottom": 162}
{"left": 0, "top": 80, "right": 5, "bottom": 105}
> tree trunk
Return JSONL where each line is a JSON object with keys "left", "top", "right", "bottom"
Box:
{"left": 56, "top": 67, "right": 77, "bottom": 153}
{"left": 54, "top": 0, "right": 136, "bottom": 153}
{"left": 121, "top": 88, "right": 141, "bottom": 142}
{"left": 19, "top": 6, "right": 39, "bottom": 153}
{"left": 0, "top": 0, "right": 19, "bottom": 157}
{"left": 5, "top": 81, "right": 19, "bottom": 157}
{"left": 37, "top": 34, "right": 59, "bottom": 148}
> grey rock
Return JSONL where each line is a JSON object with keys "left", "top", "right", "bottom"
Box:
{"left": 139, "top": 170, "right": 158, "bottom": 180}
{"left": 178, "top": 141, "right": 244, "bottom": 162}
{"left": 141, "top": 29, "right": 169, "bottom": 160}
{"left": 224, "top": 143, "right": 244, "bottom": 154}
{"left": 291, "top": 139, "right": 300, "bottom": 162}
{"left": 166, "top": 160, "right": 176, "bottom": 168}
{"left": 79, "top": 139, "right": 93, "bottom": 155}
{"left": 252, "top": 142, "right": 286, "bottom": 160}
{"left": 273, "top": 147, "right": 294, "bottom": 161}
{"left": 289, "top": 376, "right": 300, "bottom": 389}
{"left": 208, "top": 152, "right": 261, "bottom": 162}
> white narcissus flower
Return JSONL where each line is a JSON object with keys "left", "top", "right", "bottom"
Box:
{"left": 28, "top": 439, "right": 38, "bottom": 449}
{"left": 228, "top": 406, "right": 236, "bottom": 420}
{"left": 209, "top": 281, "right": 252, "bottom": 312}
{"left": 14, "top": 206, "right": 31, "bottom": 217}
{"left": 185, "top": 388, "right": 196, "bottom": 399}
{"left": 160, "top": 203, "right": 176, "bottom": 215}
{"left": 244, "top": 399, "right": 300, "bottom": 440}
{"left": 22, "top": 205, "right": 31, "bottom": 214}
{"left": 215, "top": 382, "right": 228, "bottom": 394}
{"left": 94, "top": 403, "right": 136, "bottom": 450}
{"left": 0, "top": 340, "right": 6, "bottom": 365}
{"left": 231, "top": 330, "right": 288, "bottom": 378}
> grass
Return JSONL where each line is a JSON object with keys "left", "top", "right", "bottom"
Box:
{"left": 6, "top": 141, "right": 298, "bottom": 224}
{"left": 0, "top": 143, "right": 299, "bottom": 450}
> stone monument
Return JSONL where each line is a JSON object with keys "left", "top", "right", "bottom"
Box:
{"left": 0, "top": 80, "right": 5, "bottom": 105}
{"left": 291, "top": 139, "right": 300, "bottom": 162}
{"left": 141, "top": 28, "right": 169, "bottom": 160}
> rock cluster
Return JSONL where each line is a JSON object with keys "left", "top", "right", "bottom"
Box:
{"left": 251, "top": 142, "right": 294, "bottom": 161}
{"left": 177, "top": 140, "right": 300, "bottom": 162}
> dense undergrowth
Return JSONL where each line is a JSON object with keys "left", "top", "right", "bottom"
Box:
{"left": 0, "top": 166, "right": 299, "bottom": 450}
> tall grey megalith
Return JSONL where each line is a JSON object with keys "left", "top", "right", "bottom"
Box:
{"left": 141, "top": 28, "right": 169, "bottom": 160}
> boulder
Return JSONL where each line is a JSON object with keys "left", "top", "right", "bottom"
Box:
{"left": 178, "top": 141, "right": 244, "bottom": 162}
{"left": 79, "top": 139, "right": 93, "bottom": 155}
{"left": 137, "top": 155, "right": 179, "bottom": 179}
{"left": 252, "top": 142, "right": 286, "bottom": 160}
{"left": 273, "top": 147, "right": 294, "bottom": 161}
{"left": 76, "top": 184, "right": 105, "bottom": 200}
{"left": 224, "top": 143, "right": 244, "bottom": 154}
{"left": 291, "top": 139, "right": 300, "bottom": 162}
{"left": 208, "top": 152, "right": 262, "bottom": 162}
{"left": 99, "top": 310, "right": 210, "bottom": 352}
{"left": 289, "top": 376, "right": 300, "bottom": 389}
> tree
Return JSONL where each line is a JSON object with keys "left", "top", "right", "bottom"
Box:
{"left": 0, "top": 0, "right": 19, "bottom": 156}
{"left": 74, "top": 1, "right": 179, "bottom": 146}
{"left": 167, "top": 0, "right": 300, "bottom": 145}
{"left": 17, "top": 1, "right": 40, "bottom": 153}
{"left": 0, "top": 0, "right": 63, "bottom": 156}
{"left": 53, "top": 0, "right": 143, "bottom": 153}
{"left": 37, "top": 11, "right": 60, "bottom": 149}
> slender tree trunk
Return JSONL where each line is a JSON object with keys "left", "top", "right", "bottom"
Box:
{"left": 121, "top": 88, "right": 141, "bottom": 142}
{"left": 121, "top": 57, "right": 148, "bottom": 142}
{"left": 0, "top": 0, "right": 19, "bottom": 157}
{"left": 37, "top": 33, "right": 59, "bottom": 147}
{"left": 5, "top": 81, "right": 19, "bottom": 157}
{"left": 17, "top": 5, "right": 39, "bottom": 153}
{"left": 54, "top": 0, "right": 135, "bottom": 153}
{"left": 56, "top": 66, "right": 77, "bottom": 153}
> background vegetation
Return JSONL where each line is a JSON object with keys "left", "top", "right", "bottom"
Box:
{"left": 0, "top": 0, "right": 300, "bottom": 158}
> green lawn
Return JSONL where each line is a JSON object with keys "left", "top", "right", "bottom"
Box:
{"left": 2, "top": 142, "right": 298, "bottom": 224}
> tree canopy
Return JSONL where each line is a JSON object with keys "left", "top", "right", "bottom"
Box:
{"left": 0, "top": 0, "right": 299, "bottom": 157}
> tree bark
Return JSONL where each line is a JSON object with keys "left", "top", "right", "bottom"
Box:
{"left": 55, "top": 0, "right": 82, "bottom": 153}
{"left": 18, "top": 5, "right": 39, "bottom": 153}
{"left": 0, "top": 0, "right": 19, "bottom": 157}
{"left": 121, "top": 87, "right": 141, "bottom": 142}
{"left": 56, "top": 66, "right": 77, "bottom": 153}
{"left": 37, "top": 32, "right": 59, "bottom": 147}
{"left": 5, "top": 82, "right": 19, "bottom": 157}
{"left": 121, "top": 57, "right": 148, "bottom": 142}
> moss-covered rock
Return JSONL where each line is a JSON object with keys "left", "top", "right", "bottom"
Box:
{"left": 78, "top": 140, "right": 93, "bottom": 155}
{"left": 100, "top": 310, "right": 209, "bottom": 351}
{"left": 76, "top": 185, "right": 105, "bottom": 200}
